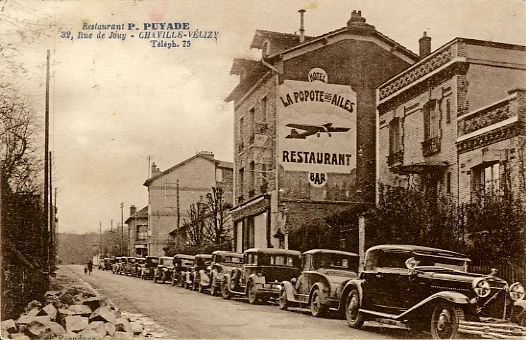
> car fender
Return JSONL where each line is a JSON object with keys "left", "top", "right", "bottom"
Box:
{"left": 281, "top": 281, "right": 296, "bottom": 301}
{"left": 310, "top": 282, "right": 328, "bottom": 305}
{"left": 340, "top": 280, "right": 365, "bottom": 310}
{"left": 428, "top": 291, "right": 470, "bottom": 305}
{"left": 513, "top": 299, "right": 526, "bottom": 310}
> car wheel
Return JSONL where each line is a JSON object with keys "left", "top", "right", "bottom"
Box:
{"left": 430, "top": 302, "right": 464, "bottom": 339}
{"left": 153, "top": 274, "right": 158, "bottom": 283}
{"left": 161, "top": 272, "right": 167, "bottom": 283}
{"left": 310, "top": 289, "right": 327, "bottom": 317}
{"left": 279, "top": 289, "right": 289, "bottom": 311}
{"left": 221, "top": 279, "right": 232, "bottom": 299}
{"left": 192, "top": 279, "right": 198, "bottom": 291}
{"left": 210, "top": 283, "right": 217, "bottom": 296}
{"left": 247, "top": 281, "right": 258, "bottom": 305}
{"left": 345, "top": 288, "right": 364, "bottom": 328}
{"left": 198, "top": 282, "right": 204, "bottom": 293}
{"left": 171, "top": 277, "right": 176, "bottom": 286}
{"left": 179, "top": 274, "right": 185, "bottom": 287}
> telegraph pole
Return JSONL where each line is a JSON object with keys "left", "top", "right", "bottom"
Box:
{"left": 99, "top": 222, "right": 102, "bottom": 258}
{"left": 120, "top": 202, "right": 124, "bottom": 255}
{"left": 44, "top": 50, "right": 50, "bottom": 269}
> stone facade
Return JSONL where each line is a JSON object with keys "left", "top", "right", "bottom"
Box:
{"left": 227, "top": 10, "right": 419, "bottom": 252}
{"left": 378, "top": 38, "right": 526, "bottom": 205}
{"left": 143, "top": 152, "right": 233, "bottom": 256}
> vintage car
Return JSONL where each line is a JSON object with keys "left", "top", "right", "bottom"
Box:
{"left": 183, "top": 254, "right": 212, "bottom": 291}
{"left": 170, "top": 254, "right": 195, "bottom": 286}
{"left": 153, "top": 256, "right": 175, "bottom": 283}
{"left": 222, "top": 248, "right": 301, "bottom": 304}
{"left": 202, "top": 251, "right": 244, "bottom": 296}
{"left": 123, "top": 257, "right": 138, "bottom": 275}
{"left": 140, "top": 256, "right": 160, "bottom": 280}
{"left": 112, "top": 257, "right": 122, "bottom": 274}
{"left": 279, "top": 249, "right": 359, "bottom": 317}
{"left": 342, "top": 244, "right": 526, "bottom": 339}
{"left": 99, "top": 258, "right": 115, "bottom": 270}
{"left": 131, "top": 257, "right": 145, "bottom": 277}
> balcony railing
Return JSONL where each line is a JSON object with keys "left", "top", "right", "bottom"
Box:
{"left": 422, "top": 136, "right": 441, "bottom": 157}
{"left": 387, "top": 150, "right": 403, "bottom": 166}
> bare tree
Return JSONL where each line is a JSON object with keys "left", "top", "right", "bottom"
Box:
{"left": 0, "top": 83, "right": 41, "bottom": 192}
{"left": 203, "top": 187, "right": 232, "bottom": 247}
{"left": 183, "top": 200, "right": 207, "bottom": 248}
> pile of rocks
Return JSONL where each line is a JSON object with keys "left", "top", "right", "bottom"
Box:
{"left": 1, "top": 288, "right": 144, "bottom": 339}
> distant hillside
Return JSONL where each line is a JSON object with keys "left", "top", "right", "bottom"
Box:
{"left": 57, "top": 232, "right": 99, "bottom": 265}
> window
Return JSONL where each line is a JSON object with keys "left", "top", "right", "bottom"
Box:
{"left": 445, "top": 99, "right": 451, "bottom": 123}
{"left": 216, "top": 168, "right": 223, "bottom": 183}
{"left": 423, "top": 101, "right": 439, "bottom": 140}
{"left": 446, "top": 172, "right": 452, "bottom": 194}
{"left": 261, "top": 96, "right": 268, "bottom": 123}
{"left": 389, "top": 118, "right": 402, "bottom": 154}
{"left": 249, "top": 107, "right": 255, "bottom": 144}
{"left": 239, "top": 117, "right": 245, "bottom": 151}
{"left": 473, "top": 163, "right": 500, "bottom": 194}
{"left": 249, "top": 161, "right": 255, "bottom": 196}
{"left": 238, "top": 167, "right": 244, "bottom": 201}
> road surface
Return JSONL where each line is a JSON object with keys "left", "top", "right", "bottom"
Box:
{"left": 63, "top": 265, "right": 426, "bottom": 339}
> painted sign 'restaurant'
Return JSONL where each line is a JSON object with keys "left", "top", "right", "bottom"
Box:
{"left": 277, "top": 73, "right": 356, "bottom": 177}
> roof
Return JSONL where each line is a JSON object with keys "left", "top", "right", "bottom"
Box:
{"left": 244, "top": 248, "right": 301, "bottom": 256}
{"left": 367, "top": 244, "right": 471, "bottom": 261}
{"left": 143, "top": 153, "right": 233, "bottom": 186}
{"left": 212, "top": 250, "right": 243, "bottom": 257}
{"left": 174, "top": 254, "right": 195, "bottom": 260}
{"left": 250, "top": 29, "right": 315, "bottom": 53}
{"left": 125, "top": 205, "right": 148, "bottom": 224}
{"left": 303, "top": 249, "right": 359, "bottom": 257}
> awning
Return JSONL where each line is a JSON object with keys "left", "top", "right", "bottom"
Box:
{"left": 230, "top": 194, "right": 270, "bottom": 221}
{"left": 134, "top": 245, "right": 147, "bottom": 249}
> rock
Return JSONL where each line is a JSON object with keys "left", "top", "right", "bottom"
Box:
{"left": 81, "top": 328, "right": 101, "bottom": 339}
{"left": 16, "top": 309, "right": 40, "bottom": 326}
{"left": 130, "top": 321, "right": 143, "bottom": 335}
{"left": 1, "top": 319, "right": 17, "bottom": 333}
{"left": 104, "top": 322, "right": 116, "bottom": 336}
{"left": 115, "top": 317, "right": 133, "bottom": 334}
{"left": 27, "top": 320, "right": 48, "bottom": 337}
{"left": 9, "top": 334, "right": 30, "bottom": 340}
{"left": 24, "top": 301, "right": 42, "bottom": 313}
{"left": 69, "top": 304, "right": 92, "bottom": 316}
{"left": 85, "top": 321, "right": 107, "bottom": 337}
{"left": 47, "top": 321, "right": 66, "bottom": 336}
{"left": 32, "top": 315, "right": 51, "bottom": 324}
{"left": 82, "top": 297, "right": 102, "bottom": 311}
{"left": 65, "top": 316, "right": 89, "bottom": 333}
{"left": 39, "top": 303, "right": 58, "bottom": 320}
{"left": 113, "top": 331, "right": 134, "bottom": 339}
{"left": 89, "top": 306, "right": 116, "bottom": 324}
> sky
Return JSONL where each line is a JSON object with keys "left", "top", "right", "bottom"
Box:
{"left": 1, "top": 0, "right": 525, "bottom": 234}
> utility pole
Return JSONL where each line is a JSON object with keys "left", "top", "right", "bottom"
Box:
{"left": 44, "top": 49, "right": 50, "bottom": 270}
{"left": 99, "top": 222, "right": 102, "bottom": 258}
{"left": 120, "top": 202, "right": 124, "bottom": 255}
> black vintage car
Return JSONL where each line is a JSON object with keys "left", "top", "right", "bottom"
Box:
{"left": 153, "top": 256, "right": 174, "bottom": 283}
{"left": 204, "top": 251, "right": 244, "bottom": 296}
{"left": 100, "top": 257, "right": 115, "bottom": 271}
{"left": 131, "top": 257, "right": 145, "bottom": 277}
{"left": 170, "top": 254, "right": 195, "bottom": 287}
{"left": 222, "top": 248, "right": 301, "bottom": 304}
{"left": 279, "top": 249, "right": 359, "bottom": 317}
{"left": 343, "top": 244, "right": 526, "bottom": 339}
{"left": 140, "top": 256, "right": 160, "bottom": 280}
{"left": 184, "top": 254, "right": 212, "bottom": 291}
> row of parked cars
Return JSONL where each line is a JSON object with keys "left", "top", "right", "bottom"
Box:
{"left": 99, "top": 244, "right": 526, "bottom": 339}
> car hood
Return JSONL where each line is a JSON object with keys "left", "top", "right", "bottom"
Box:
{"left": 416, "top": 267, "right": 507, "bottom": 286}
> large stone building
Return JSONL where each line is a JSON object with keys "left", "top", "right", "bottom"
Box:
{"left": 143, "top": 152, "right": 233, "bottom": 256}
{"left": 377, "top": 37, "right": 525, "bottom": 203}
{"left": 226, "top": 10, "right": 420, "bottom": 252}
{"left": 125, "top": 205, "right": 148, "bottom": 257}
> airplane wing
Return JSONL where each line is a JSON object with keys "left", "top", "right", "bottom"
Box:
{"left": 329, "top": 127, "right": 351, "bottom": 132}
{"left": 286, "top": 123, "right": 323, "bottom": 134}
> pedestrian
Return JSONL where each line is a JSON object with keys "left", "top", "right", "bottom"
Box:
{"left": 87, "top": 259, "right": 93, "bottom": 275}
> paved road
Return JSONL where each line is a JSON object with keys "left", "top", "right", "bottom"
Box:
{"left": 64, "top": 265, "right": 426, "bottom": 339}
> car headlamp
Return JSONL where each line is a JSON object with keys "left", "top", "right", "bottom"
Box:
{"left": 472, "top": 278, "right": 491, "bottom": 298}
{"left": 509, "top": 282, "right": 525, "bottom": 301}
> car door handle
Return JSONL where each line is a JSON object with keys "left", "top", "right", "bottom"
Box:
{"left": 375, "top": 274, "right": 384, "bottom": 278}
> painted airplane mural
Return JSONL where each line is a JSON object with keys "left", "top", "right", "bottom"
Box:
{"left": 285, "top": 123, "right": 350, "bottom": 139}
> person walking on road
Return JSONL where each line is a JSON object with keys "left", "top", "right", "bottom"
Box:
{"left": 86, "top": 259, "right": 93, "bottom": 275}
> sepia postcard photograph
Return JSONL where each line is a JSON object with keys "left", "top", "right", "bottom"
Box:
{"left": 1, "top": 0, "right": 526, "bottom": 339}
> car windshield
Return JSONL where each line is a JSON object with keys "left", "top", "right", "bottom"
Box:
{"left": 163, "top": 258, "right": 174, "bottom": 266}
{"left": 314, "top": 253, "right": 358, "bottom": 270}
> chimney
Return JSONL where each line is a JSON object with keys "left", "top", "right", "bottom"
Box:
{"left": 130, "top": 205, "right": 137, "bottom": 216}
{"left": 419, "top": 31, "right": 432, "bottom": 58}
{"left": 151, "top": 162, "right": 161, "bottom": 177}
{"left": 347, "top": 10, "right": 367, "bottom": 26}
{"left": 298, "top": 9, "right": 305, "bottom": 43}
{"left": 198, "top": 151, "right": 215, "bottom": 160}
